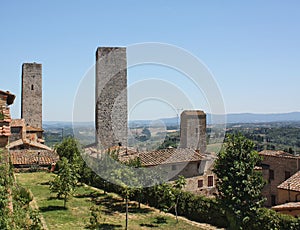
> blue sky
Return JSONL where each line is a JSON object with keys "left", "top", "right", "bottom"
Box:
{"left": 1, "top": 1, "right": 300, "bottom": 121}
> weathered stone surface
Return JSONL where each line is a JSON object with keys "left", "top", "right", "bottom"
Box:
{"left": 180, "top": 110, "right": 206, "bottom": 152}
{"left": 21, "top": 63, "right": 42, "bottom": 129}
{"left": 95, "top": 47, "right": 127, "bottom": 149}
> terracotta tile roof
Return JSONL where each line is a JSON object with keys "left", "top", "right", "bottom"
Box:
{"left": 278, "top": 171, "right": 300, "bottom": 192}
{"left": 0, "top": 90, "right": 15, "bottom": 105}
{"left": 181, "top": 110, "right": 206, "bottom": 116}
{"left": 0, "top": 124, "right": 11, "bottom": 136}
{"left": 26, "top": 126, "right": 44, "bottom": 132}
{"left": 11, "top": 119, "right": 25, "bottom": 127}
{"left": 7, "top": 139, "right": 52, "bottom": 151}
{"left": 85, "top": 146, "right": 204, "bottom": 167}
{"left": 10, "top": 150, "right": 59, "bottom": 166}
{"left": 138, "top": 148, "right": 203, "bottom": 166}
{"left": 272, "top": 202, "right": 300, "bottom": 211}
{"left": 259, "top": 150, "right": 300, "bottom": 159}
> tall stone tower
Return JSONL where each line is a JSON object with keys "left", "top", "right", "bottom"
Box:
{"left": 180, "top": 110, "right": 206, "bottom": 152}
{"left": 21, "top": 63, "right": 42, "bottom": 129}
{"left": 95, "top": 47, "right": 127, "bottom": 149}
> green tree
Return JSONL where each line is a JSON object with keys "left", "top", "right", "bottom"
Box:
{"left": 155, "top": 176, "right": 186, "bottom": 223}
{"left": 173, "top": 175, "right": 186, "bottom": 223}
{"left": 55, "top": 137, "right": 81, "bottom": 165}
{"left": 213, "top": 134, "right": 265, "bottom": 230}
{"left": 50, "top": 157, "right": 79, "bottom": 208}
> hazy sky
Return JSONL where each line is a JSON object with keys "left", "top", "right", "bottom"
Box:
{"left": 1, "top": 1, "right": 300, "bottom": 121}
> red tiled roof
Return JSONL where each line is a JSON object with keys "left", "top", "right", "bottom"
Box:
{"left": 259, "top": 150, "right": 299, "bottom": 159}
{"left": 11, "top": 119, "right": 25, "bottom": 127}
{"left": 139, "top": 148, "right": 203, "bottom": 166}
{"left": 272, "top": 202, "right": 300, "bottom": 211}
{"left": 8, "top": 139, "right": 52, "bottom": 151}
{"left": 26, "top": 126, "right": 44, "bottom": 132}
{"left": 0, "top": 90, "right": 15, "bottom": 105}
{"left": 278, "top": 171, "right": 300, "bottom": 192}
{"left": 10, "top": 150, "right": 59, "bottom": 166}
{"left": 0, "top": 125, "right": 11, "bottom": 136}
{"left": 85, "top": 146, "right": 204, "bottom": 167}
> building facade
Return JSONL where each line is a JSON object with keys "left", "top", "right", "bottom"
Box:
{"left": 21, "top": 63, "right": 42, "bottom": 129}
{"left": 95, "top": 47, "right": 127, "bottom": 149}
{"left": 180, "top": 110, "right": 207, "bottom": 152}
{"left": 260, "top": 150, "right": 300, "bottom": 207}
{"left": 0, "top": 90, "right": 15, "bottom": 147}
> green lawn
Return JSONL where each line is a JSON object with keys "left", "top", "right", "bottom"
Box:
{"left": 16, "top": 172, "right": 211, "bottom": 230}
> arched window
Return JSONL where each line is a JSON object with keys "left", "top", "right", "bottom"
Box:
{"left": 31, "top": 84, "right": 34, "bottom": 90}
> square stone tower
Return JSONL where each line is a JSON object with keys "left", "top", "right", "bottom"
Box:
{"left": 180, "top": 110, "right": 206, "bottom": 152}
{"left": 95, "top": 47, "right": 127, "bottom": 149}
{"left": 21, "top": 63, "right": 42, "bottom": 129}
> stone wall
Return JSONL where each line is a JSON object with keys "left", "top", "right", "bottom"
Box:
{"left": 95, "top": 47, "right": 127, "bottom": 149}
{"left": 261, "top": 154, "right": 300, "bottom": 206}
{"left": 21, "top": 63, "right": 42, "bottom": 129}
{"left": 278, "top": 189, "right": 300, "bottom": 204}
{"left": 180, "top": 110, "right": 206, "bottom": 152}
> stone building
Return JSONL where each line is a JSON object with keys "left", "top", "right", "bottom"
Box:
{"left": 6, "top": 63, "right": 58, "bottom": 169}
{"left": 8, "top": 119, "right": 48, "bottom": 150}
{"left": 95, "top": 47, "right": 127, "bottom": 149}
{"left": 271, "top": 171, "right": 300, "bottom": 217}
{"left": 0, "top": 90, "right": 15, "bottom": 147}
{"left": 277, "top": 171, "right": 300, "bottom": 204}
{"left": 259, "top": 150, "right": 300, "bottom": 207}
{"left": 109, "top": 146, "right": 217, "bottom": 196}
{"left": 21, "top": 63, "right": 42, "bottom": 129}
{"left": 180, "top": 110, "right": 206, "bottom": 153}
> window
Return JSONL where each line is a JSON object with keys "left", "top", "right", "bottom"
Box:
{"left": 269, "top": 169, "right": 274, "bottom": 180}
{"left": 31, "top": 84, "right": 34, "bottom": 90}
{"left": 195, "top": 128, "right": 198, "bottom": 134}
{"left": 172, "top": 165, "right": 177, "bottom": 171}
{"left": 198, "top": 179, "right": 203, "bottom": 188}
{"left": 208, "top": 175, "right": 214, "bottom": 187}
{"left": 285, "top": 171, "right": 291, "bottom": 180}
{"left": 11, "top": 127, "right": 21, "bottom": 134}
{"left": 271, "top": 195, "right": 276, "bottom": 206}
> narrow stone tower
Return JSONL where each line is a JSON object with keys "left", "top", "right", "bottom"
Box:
{"left": 180, "top": 110, "right": 206, "bottom": 152}
{"left": 95, "top": 47, "right": 127, "bottom": 149}
{"left": 21, "top": 63, "right": 42, "bottom": 129}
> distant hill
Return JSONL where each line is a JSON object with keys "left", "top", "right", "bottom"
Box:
{"left": 43, "top": 112, "right": 300, "bottom": 128}
{"left": 223, "top": 112, "right": 300, "bottom": 124}
{"left": 130, "top": 112, "right": 300, "bottom": 126}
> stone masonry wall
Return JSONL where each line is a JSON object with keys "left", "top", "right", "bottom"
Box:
{"left": 261, "top": 155, "right": 300, "bottom": 206}
{"left": 95, "top": 47, "right": 127, "bottom": 149}
{"left": 180, "top": 110, "right": 206, "bottom": 152}
{"left": 21, "top": 63, "right": 42, "bottom": 129}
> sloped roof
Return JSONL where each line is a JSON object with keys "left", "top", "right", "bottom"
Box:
{"left": 0, "top": 90, "right": 15, "bottom": 105}
{"left": 85, "top": 146, "right": 204, "bottom": 167}
{"left": 26, "top": 126, "right": 44, "bottom": 132}
{"left": 10, "top": 150, "right": 59, "bottom": 166}
{"left": 259, "top": 150, "right": 299, "bottom": 159}
{"left": 278, "top": 171, "right": 300, "bottom": 192}
{"left": 0, "top": 125, "right": 11, "bottom": 136}
{"left": 139, "top": 148, "right": 203, "bottom": 166}
{"left": 11, "top": 119, "right": 25, "bottom": 127}
{"left": 272, "top": 202, "right": 300, "bottom": 211}
{"left": 7, "top": 139, "right": 52, "bottom": 151}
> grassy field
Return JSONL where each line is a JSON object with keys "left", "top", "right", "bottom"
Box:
{"left": 206, "top": 143, "right": 223, "bottom": 153}
{"left": 16, "top": 172, "right": 213, "bottom": 230}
